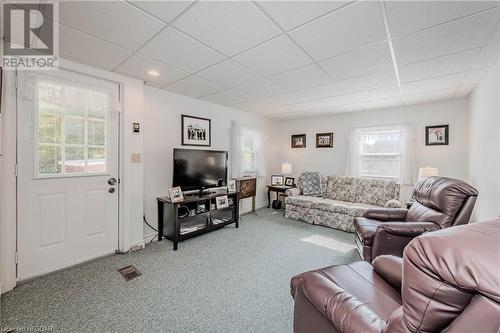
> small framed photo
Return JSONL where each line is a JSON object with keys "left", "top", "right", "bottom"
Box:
{"left": 316, "top": 132, "right": 333, "bottom": 148}
{"left": 291, "top": 134, "right": 306, "bottom": 148}
{"left": 168, "top": 186, "right": 184, "bottom": 203}
{"left": 216, "top": 195, "right": 229, "bottom": 209}
{"left": 426, "top": 125, "right": 449, "bottom": 146}
{"left": 285, "top": 177, "right": 295, "bottom": 187}
{"left": 227, "top": 180, "right": 236, "bottom": 193}
{"left": 182, "top": 114, "right": 211, "bottom": 146}
{"left": 271, "top": 175, "right": 284, "bottom": 186}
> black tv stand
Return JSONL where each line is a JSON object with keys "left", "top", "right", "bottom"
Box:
{"left": 157, "top": 192, "right": 239, "bottom": 250}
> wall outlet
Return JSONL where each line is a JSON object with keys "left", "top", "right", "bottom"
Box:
{"left": 131, "top": 152, "right": 141, "bottom": 163}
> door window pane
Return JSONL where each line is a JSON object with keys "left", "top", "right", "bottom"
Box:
{"left": 36, "top": 80, "right": 112, "bottom": 176}
{"left": 88, "top": 147, "right": 106, "bottom": 173}
{"left": 38, "top": 145, "right": 62, "bottom": 174}
{"left": 64, "top": 147, "right": 86, "bottom": 173}
{"left": 38, "top": 114, "right": 62, "bottom": 144}
{"left": 88, "top": 120, "right": 105, "bottom": 145}
{"left": 65, "top": 118, "right": 85, "bottom": 144}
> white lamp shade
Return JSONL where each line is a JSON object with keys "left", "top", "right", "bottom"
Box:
{"left": 281, "top": 162, "right": 292, "bottom": 175}
{"left": 419, "top": 167, "right": 439, "bottom": 179}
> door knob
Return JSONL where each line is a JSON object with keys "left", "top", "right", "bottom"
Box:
{"left": 109, "top": 187, "right": 115, "bottom": 193}
{"left": 108, "top": 177, "right": 117, "bottom": 185}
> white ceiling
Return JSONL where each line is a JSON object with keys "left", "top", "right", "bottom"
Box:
{"left": 50, "top": 1, "right": 500, "bottom": 119}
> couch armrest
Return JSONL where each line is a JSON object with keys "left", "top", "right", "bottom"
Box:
{"left": 384, "top": 199, "right": 402, "bottom": 208}
{"left": 294, "top": 272, "right": 385, "bottom": 333}
{"left": 363, "top": 208, "right": 408, "bottom": 221}
{"left": 285, "top": 187, "right": 301, "bottom": 197}
{"left": 371, "top": 222, "right": 441, "bottom": 261}
{"left": 372, "top": 255, "right": 403, "bottom": 291}
{"left": 378, "top": 222, "right": 441, "bottom": 236}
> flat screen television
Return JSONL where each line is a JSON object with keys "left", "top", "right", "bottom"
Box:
{"left": 173, "top": 149, "right": 228, "bottom": 192}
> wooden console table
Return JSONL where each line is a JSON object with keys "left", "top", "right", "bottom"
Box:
{"left": 236, "top": 177, "right": 256, "bottom": 213}
{"left": 157, "top": 192, "right": 239, "bottom": 250}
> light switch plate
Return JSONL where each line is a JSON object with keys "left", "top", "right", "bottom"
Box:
{"left": 131, "top": 152, "right": 141, "bottom": 163}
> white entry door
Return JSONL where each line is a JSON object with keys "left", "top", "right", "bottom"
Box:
{"left": 17, "top": 69, "right": 120, "bottom": 280}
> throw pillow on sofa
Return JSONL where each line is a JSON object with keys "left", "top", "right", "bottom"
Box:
{"left": 301, "top": 172, "right": 322, "bottom": 196}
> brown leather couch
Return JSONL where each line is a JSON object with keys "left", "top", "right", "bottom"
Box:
{"left": 354, "top": 176, "right": 478, "bottom": 262}
{"left": 290, "top": 218, "right": 500, "bottom": 333}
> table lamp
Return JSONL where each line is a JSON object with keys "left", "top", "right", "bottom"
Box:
{"left": 281, "top": 162, "right": 292, "bottom": 175}
{"left": 418, "top": 167, "right": 439, "bottom": 180}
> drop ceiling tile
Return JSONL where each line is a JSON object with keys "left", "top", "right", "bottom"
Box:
{"left": 319, "top": 42, "right": 393, "bottom": 81}
{"left": 385, "top": 1, "right": 499, "bottom": 37}
{"left": 173, "top": 1, "right": 281, "bottom": 56}
{"left": 401, "top": 73, "right": 465, "bottom": 95}
{"left": 196, "top": 60, "right": 262, "bottom": 87}
{"left": 399, "top": 49, "right": 480, "bottom": 83}
{"left": 393, "top": 9, "right": 499, "bottom": 65}
{"left": 233, "top": 35, "right": 312, "bottom": 76}
{"left": 289, "top": 1, "right": 386, "bottom": 61}
{"left": 237, "top": 78, "right": 287, "bottom": 98}
{"left": 164, "top": 75, "right": 226, "bottom": 98}
{"left": 269, "top": 64, "right": 331, "bottom": 91}
{"left": 201, "top": 88, "right": 253, "bottom": 106}
{"left": 145, "top": 82, "right": 164, "bottom": 89}
{"left": 358, "top": 97, "right": 404, "bottom": 111}
{"left": 402, "top": 88, "right": 455, "bottom": 105}
{"left": 140, "top": 27, "right": 225, "bottom": 73}
{"left": 116, "top": 54, "right": 189, "bottom": 86}
{"left": 59, "top": 1, "right": 165, "bottom": 50}
{"left": 59, "top": 26, "right": 133, "bottom": 71}
{"left": 256, "top": 1, "right": 351, "bottom": 31}
{"left": 129, "top": 1, "right": 193, "bottom": 23}
{"left": 472, "top": 42, "right": 500, "bottom": 69}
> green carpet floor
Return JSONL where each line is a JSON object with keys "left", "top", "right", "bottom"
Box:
{"left": 1, "top": 208, "right": 360, "bottom": 332}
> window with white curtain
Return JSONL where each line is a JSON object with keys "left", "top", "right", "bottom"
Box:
{"left": 231, "top": 123, "right": 267, "bottom": 178}
{"left": 346, "top": 125, "right": 415, "bottom": 184}
{"left": 358, "top": 129, "right": 401, "bottom": 179}
{"left": 240, "top": 131, "right": 257, "bottom": 175}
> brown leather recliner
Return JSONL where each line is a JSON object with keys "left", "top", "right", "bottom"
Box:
{"left": 290, "top": 219, "right": 500, "bottom": 333}
{"left": 354, "top": 176, "right": 478, "bottom": 262}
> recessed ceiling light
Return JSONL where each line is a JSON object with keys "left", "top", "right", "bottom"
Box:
{"left": 147, "top": 70, "right": 160, "bottom": 77}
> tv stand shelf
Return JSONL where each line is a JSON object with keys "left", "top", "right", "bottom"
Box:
{"left": 157, "top": 192, "right": 239, "bottom": 250}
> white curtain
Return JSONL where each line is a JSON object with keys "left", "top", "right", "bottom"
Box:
{"left": 19, "top": 70, "right": 120, "bottom": 112}
{"left": 231, "top": 122, "right": 267, "bottom": 178}
{"left": 346, "top": 124, "right": 416, "bottom": 185}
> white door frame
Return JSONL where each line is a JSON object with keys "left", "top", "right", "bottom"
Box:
{"left": 1, "top": 59, "right": 144, "bottom": 291}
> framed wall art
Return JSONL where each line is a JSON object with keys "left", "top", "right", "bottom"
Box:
{"left": 182, "top": 114, "right": 211, "bottom": 146}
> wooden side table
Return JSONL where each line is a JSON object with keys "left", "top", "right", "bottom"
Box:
{"left": 267, "top": 185, "right": 293, "bottom": 208}
{"left": 236, "top": 177, "right": 257, "bottom": 213}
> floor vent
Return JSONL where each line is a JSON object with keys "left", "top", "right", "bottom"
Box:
{"left": 118, "top": 265, "right": 142, "bottom": 281}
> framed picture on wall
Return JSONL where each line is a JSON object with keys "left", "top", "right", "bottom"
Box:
{"left": 181, "top": 114, "right": 211, "bottom": 146}
{"left": 316, "top": 132, "right": 333, "bottom": 148}
{"left": 425, "top": 125, "right": 449, "bottom": 146}
{"left": 291, "top": 134, "right": 306, "bottom": 148}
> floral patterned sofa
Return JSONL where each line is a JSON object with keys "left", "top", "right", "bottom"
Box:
{"left": 285, "top": 175, "right": 401, "bottom": 233}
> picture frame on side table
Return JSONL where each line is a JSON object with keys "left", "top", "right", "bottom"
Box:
{"left": 227, "top": 180, "right": 236, "bottom": 193}
{"left": 168, "top": 186, "right": 184, "bottom": 203}
{"left": 271, "top": 175, "right": 284, "bottom": 186}
{"left": 316, "top": 132, "right": 334, "bottom": 148}
{"left": 216, "top": 195, "right": 229, "bottom": 209}
{"left": 285, "top": 177, "right": 295, "bottom": 187}
{"left": 425, "top": 125, "right": 449, "bottom": 146}
{"left": 291, "top": 134, "right": 306, "bottom": 148}
{"left": 181, "top": 114, "right": 211, "bottom": 146}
